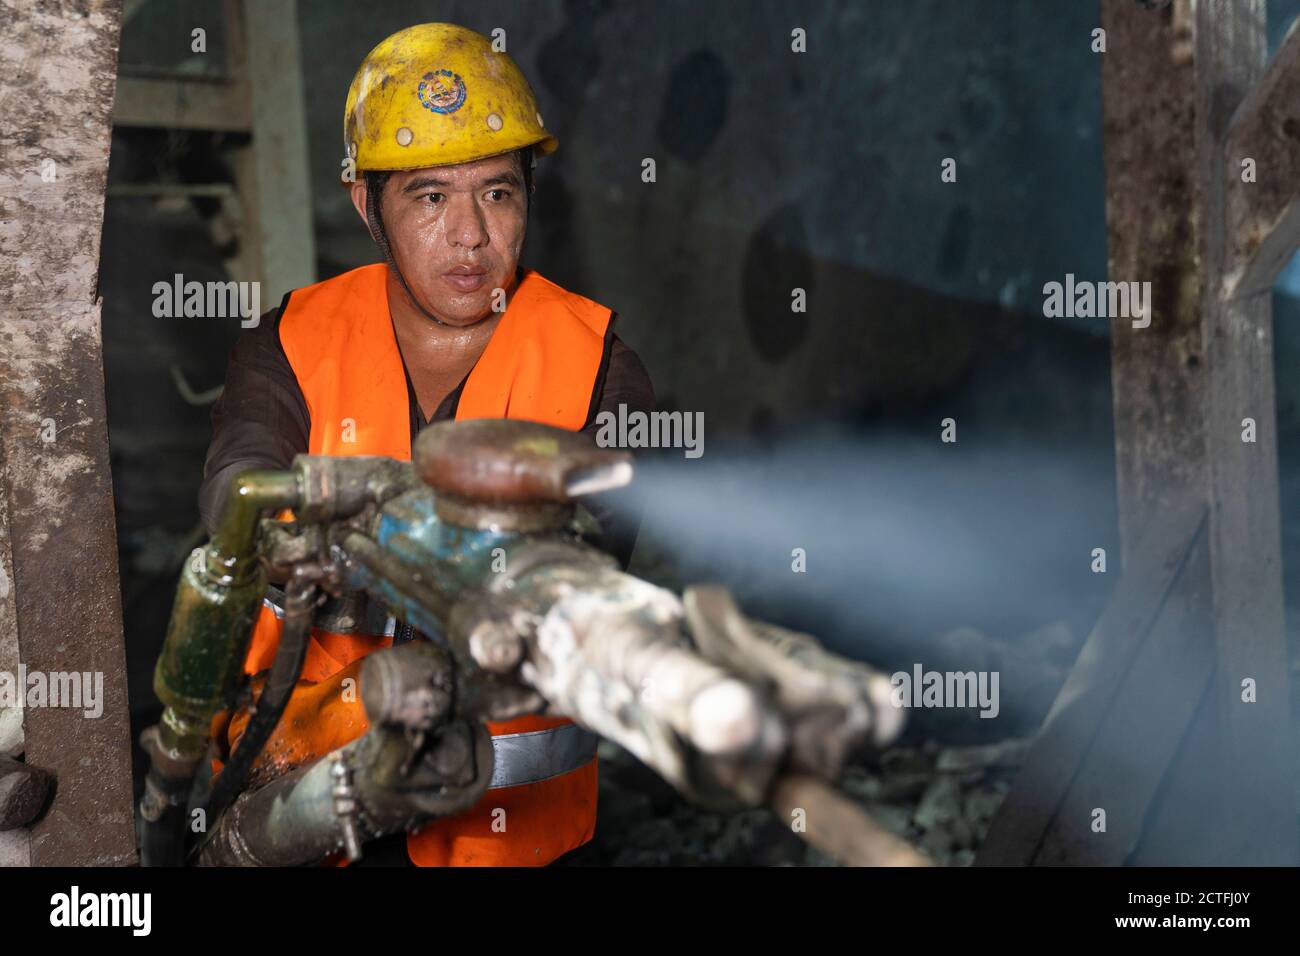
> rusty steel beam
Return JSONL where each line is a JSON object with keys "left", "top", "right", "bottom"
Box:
{"left": 1222, "top": 17, "right": 1300, "bottom": 298}
{"left": 1194, "top": 0, "right": 1296, "bottom": 866}
{"left": 1100, "top": 0, "right": 1205, "bottom": 563}
{"left": 0, "top": 0, "right": 136, "bottom": 865}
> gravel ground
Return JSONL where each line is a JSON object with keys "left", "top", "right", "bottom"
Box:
{"left": 556, "top": 736, "right": 1029, "bottom": 867}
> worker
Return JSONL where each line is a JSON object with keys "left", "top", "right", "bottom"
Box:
{"left": 198, "top": 22, "right": 655, "bottom": 866}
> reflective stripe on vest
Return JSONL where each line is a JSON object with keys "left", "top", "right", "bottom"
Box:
{"left": 488, "top": 723, "right": 598, "bottom": 790}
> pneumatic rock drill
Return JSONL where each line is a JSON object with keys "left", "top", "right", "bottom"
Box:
{"left": 138, "top": 419, "right": 924, "bottom": 866}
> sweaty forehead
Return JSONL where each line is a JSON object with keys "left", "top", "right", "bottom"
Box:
{"left": 389, "top": 153, "right": 523, "bottom": 191}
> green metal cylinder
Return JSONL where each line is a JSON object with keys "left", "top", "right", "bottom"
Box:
{"left": 152, "top": 469, "right": 301, "bottom": 760}
{"left": 153, "top": 549, "right": 267, "bottom": 757}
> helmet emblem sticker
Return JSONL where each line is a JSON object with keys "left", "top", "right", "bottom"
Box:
{"left": 417, "top": 70, "right": 467, "bottom": 114}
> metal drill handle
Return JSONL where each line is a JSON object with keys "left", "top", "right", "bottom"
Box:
{"left": 413, "top": 419, "right": 633, "bottom": 504}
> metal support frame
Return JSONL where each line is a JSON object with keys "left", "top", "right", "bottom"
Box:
{"left": 111, "top": 0, "right": 316, "bottom": 307}
{"left": 979, "top": 0, "right": 1299, "bottom": 866}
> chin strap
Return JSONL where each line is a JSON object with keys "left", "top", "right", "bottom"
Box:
{"left": 364, "top": 177, "right": 451, "bottom": 328}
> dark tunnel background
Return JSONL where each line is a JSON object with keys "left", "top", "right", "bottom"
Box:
{"left": 98, "top": 1, "right": 1300, "bottom": 861}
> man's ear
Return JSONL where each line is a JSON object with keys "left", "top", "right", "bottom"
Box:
{"left": 349, "top": 179, "right": 371, "bottom": 227}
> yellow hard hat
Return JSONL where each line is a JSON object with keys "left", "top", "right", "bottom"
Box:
{"left": 344, "top": 23, "right": 558, "bottom": 171}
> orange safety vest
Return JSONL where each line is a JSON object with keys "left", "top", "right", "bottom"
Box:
{"left": 225, "top": 262, "right": 613, "bottom": 866}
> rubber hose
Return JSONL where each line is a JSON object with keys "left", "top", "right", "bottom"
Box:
{"left": 199, "top": 567, "right": 318, "bottom": 839}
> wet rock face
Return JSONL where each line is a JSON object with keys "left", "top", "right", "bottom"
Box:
{"left": 559, "top": 736, "right": 1025, "bottom": 867}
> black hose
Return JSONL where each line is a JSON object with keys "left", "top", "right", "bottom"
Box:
{"left": 198, "top": 565, "right": 318, "bottom": 843}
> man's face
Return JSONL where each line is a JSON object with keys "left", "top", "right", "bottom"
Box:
{"left": 353, "top": 152, "right": 528, "bottom": 326}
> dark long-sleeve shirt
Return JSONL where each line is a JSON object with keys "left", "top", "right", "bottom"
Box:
{"left": 199, "top": 298, "right": 655, "bottom": 567}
